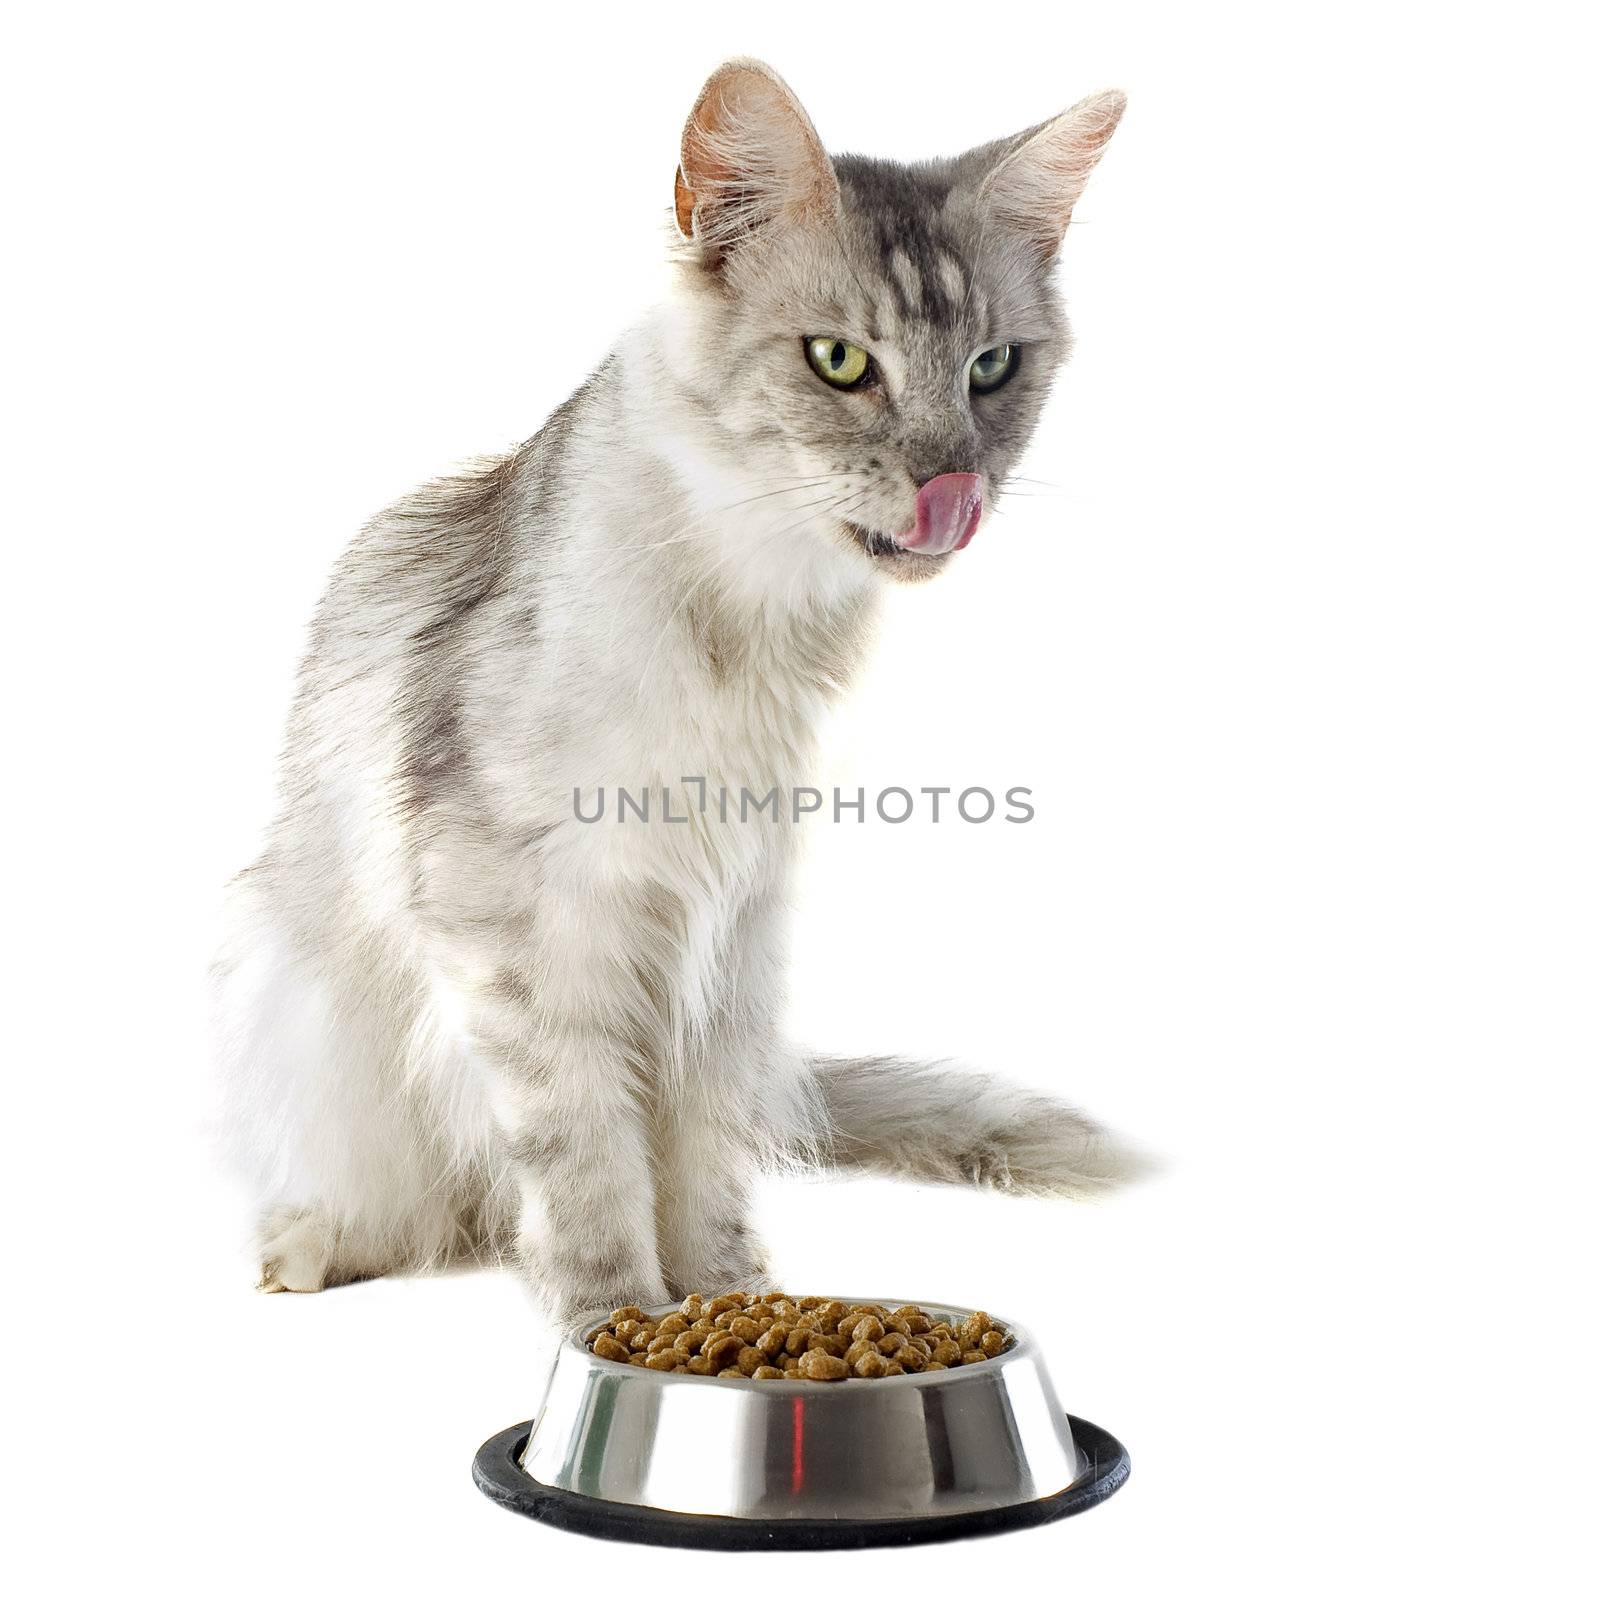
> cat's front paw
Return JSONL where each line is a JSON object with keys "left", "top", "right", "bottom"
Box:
{"left": 256, "top": 1208, "right": 334, "bottom": 1293}
{"left": 521, "top": 1239, "right": 671, "bottom": 1325}
{"left": 662, "top": 1225, "right": 775, "bottom": 1300}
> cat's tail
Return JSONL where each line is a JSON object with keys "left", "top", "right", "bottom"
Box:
{"left": 802, "top": 1054, "right": 1156, "bottom": 1199}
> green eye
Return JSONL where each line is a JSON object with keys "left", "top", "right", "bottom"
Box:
{"left": 805, "top": 336, "right": 871, "bottom": 389}
{"left": 969, "top": 344, "right": 1016, "bottom": 392}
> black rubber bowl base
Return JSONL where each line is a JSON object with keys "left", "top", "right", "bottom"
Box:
{"left": 471, "top": 1414, "right": 1129, "bottom": 1551}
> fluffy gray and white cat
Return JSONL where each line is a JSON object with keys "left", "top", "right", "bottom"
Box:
{"left": 213, "top": 59, "right": 1141, "bottom": 1319}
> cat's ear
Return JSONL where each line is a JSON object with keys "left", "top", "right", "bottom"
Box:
{"left": 978, "top": 90, "right": 1127, "bottom": 261}
{"left": 674, "top": 59, "right": 839, "bottom": 263}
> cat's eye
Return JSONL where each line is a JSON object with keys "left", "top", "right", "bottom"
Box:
{"left": 805, "top": 336, "right": 871, "bottom": 389}
{"left": 968, "top": 344, "right": 1017, "bottom": 393}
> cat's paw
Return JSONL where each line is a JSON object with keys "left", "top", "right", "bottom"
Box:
{"left": 662, "top": 1226, "right": 775, "bottom": 1300}
{"left": 667, "top": 1268, "right": 780, "bottom": 1300}
{"left": 523, "top": 1240, "right": 672, "bottom": 1324}
{"left": 256, "top": 1209, "right": 332, "bottom": 1293}
{"left": 551, "top": 1281, "right": 674, "bottom": 1327}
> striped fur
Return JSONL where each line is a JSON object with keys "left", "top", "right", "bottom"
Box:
{"left": 212, "top": 60, "right": 1139, "bottom": 1317}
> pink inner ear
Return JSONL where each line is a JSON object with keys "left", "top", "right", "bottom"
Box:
{"left": 982, "top": 90, "right": 1127, "bottom": 258}
{"left": 676, "top": 61, "right": 838, "bottom": 251}
{"left": 674, "top": 166, "right": 696, "bottom": 237}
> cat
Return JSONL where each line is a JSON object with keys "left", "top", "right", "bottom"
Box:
{"left": 212, "top": 58, "right": 1143, "bottom": 1320}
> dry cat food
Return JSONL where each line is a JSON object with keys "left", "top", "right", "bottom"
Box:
{"left": 584, "top": 1292, "right": 1011, "bottom": 1380}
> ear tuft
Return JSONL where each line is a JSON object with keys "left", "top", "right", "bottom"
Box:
{"left": 675, "top": 59, "right": 838, "bottom": 264}
{"left": 980, "top": 90, "right": 1127, "bottom": 261}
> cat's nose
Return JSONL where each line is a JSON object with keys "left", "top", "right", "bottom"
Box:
{"left": 901, "top": 472, "right": 983, "bottom": 555}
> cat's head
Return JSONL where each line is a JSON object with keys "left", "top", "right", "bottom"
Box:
{"left": 665, "top": 59, "right": 1124, "bottom": 585}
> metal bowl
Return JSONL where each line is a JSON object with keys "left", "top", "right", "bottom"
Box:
{"left": 473, "top": 1299, "right": 1129, "bottom": 1549}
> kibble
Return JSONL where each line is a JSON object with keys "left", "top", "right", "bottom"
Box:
{"left": 582, "top": 1293, "right": 1012, "bottom": 1381}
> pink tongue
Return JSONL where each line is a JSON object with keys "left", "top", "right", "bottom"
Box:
{"left": 903, "top": 473, "right": 983, "bottom": 555}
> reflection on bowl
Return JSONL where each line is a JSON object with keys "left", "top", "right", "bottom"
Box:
{"left": 518, "top": 1299, "right": 1092, "bottom": 1522}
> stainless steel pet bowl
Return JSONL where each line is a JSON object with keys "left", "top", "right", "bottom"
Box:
{"left": 473, "top": 1299, "right": 1129, "bottom": 1549}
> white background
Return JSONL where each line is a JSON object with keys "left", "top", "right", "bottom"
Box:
{"left": 4, "top": 2, "right": 1596, "bottom": 1593}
